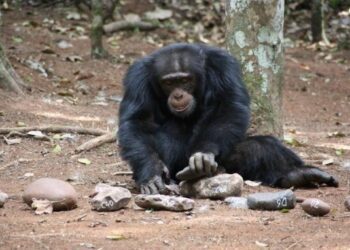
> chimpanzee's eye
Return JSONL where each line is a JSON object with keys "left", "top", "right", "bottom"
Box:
{"left": 163, "top": 80, "right": 172, "bottom": 86}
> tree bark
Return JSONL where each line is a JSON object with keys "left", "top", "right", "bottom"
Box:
{"left": 225, "top": 0, "right": 284, "bottom": 137}
{"left": 311, "top": 0, "right": 329, "bottom": 44}
{"left": 0, "top": 42, "right": 25, "bottom": 94}
{"left": 90, "top": 0, "right": 109, "bottom": 59}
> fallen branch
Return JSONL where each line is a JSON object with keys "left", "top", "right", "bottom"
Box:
{"left": 103, "top": 20, "right": 158, "bottom": 33}
{"left": 0, "top": 125, "right": 106, "bottom": 136}
{"left": 0, "top": 125, "right": 118, "bottom": 153}
{"left": 75, "top": 131, "right": 116, "bottom": 153}
{"left": 5, "top": 131, "right": 51, "bottom": 141}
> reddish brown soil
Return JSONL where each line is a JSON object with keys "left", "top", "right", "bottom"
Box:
{"left": 1, "top": 6, "right": 350, "bottom": 250}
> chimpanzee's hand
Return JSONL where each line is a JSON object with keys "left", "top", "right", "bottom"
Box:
{"left": 176, "top": 152, "right": 218, "bottom": 181}
{"left": 140, "top": 175, "right": 165, "bottom": 194}
{"left": 140, "top": 165, "right": 171, "bottom": 194}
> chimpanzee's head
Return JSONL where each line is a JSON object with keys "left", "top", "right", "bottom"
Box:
{"left": 151, "top": 44, "right": 205, "bottom": 117}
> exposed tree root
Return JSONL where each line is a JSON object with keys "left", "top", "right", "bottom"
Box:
{"left": 0, "top": 125, "right": 106, "bottom": 136}
{"left": 0, "top": 125, "right": 118, "bottom": 153}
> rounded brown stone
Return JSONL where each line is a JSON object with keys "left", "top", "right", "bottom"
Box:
{"left": 0, "top": 190, "right": 8, "bottom": 208}
{"left": 344, "top": 196, "right": 350, "bottom": 211}
{"left": 23, "top": 178, "right": 78, "bottom": 211}
{"left": 301, "top": 198, "right": 330, "bottom": 217}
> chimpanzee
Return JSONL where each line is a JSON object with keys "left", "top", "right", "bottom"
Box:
{"left": 118, "top": 43, "right": 338, "bottom": 194}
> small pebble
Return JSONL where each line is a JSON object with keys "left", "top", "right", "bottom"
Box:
{"left": 0, "top": 191, "right": 8, "bottom": 208}
{"left": 345, "top": 196, "right": 350, "bottom": 211}
{"left": 180, "top": 173, "right": 243, "bottom": 199}
{"left": 89, "top": 183, "right": 131, "bottom": 212}
{"left": 247, "top": 190, "right": 296, "bottom": 210}
{"left": 301, "top": 198, "right": 330, "bottom": 216}
{"left": 224, "top": 197, "right": 248, "bottom": 209}
{"left": 134, "top": 194, "right": 194, "bottom": 212}
{"left": 23, "top": 178, "right": 78, "bottom": 211}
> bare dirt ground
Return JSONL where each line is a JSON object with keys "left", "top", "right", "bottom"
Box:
{"left": 1, "top": 6, "right": 350, "bottom": 250}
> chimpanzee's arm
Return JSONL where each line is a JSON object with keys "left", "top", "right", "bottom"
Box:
{"left": 177, "top": 46, "right": 250, "bottom": 180}
{"left": 118, "top": 60, "right": 169, "bottom": 194}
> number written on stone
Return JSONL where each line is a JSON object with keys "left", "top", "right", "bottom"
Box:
{"left": 310, "top": 199, "right": 320, "bottom": 209}
{"left": 276, "top": 197, "right": 288, "bottom": 208}
{"left": 101, "top": 199, "right": 115, "bottom": 208}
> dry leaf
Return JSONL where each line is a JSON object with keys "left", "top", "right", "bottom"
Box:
{"left": 32, "top": 199, "right": 53, "bottom": 215}
{"left": 78, "top": 158, "right": 91, "bottom": 165}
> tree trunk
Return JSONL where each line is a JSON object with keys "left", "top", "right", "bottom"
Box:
{"left": 0, "top": 39, "right": 25, "bottom": 94}
{"left": 90, "top": 0, "right": 109, "bottom": 59}
{"left": 311, "top": 0, "right": 329, "bottom": 44}
{"left": 225, "top": 0, "right": 284, "bottom": 137}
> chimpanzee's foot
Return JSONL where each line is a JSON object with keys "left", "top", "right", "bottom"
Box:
{"left": 275, "top": 166, "right": 339, "bottom": 188}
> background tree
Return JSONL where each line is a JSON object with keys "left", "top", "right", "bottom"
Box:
{"left": 311, "top": 0, "right": 330, "bottom": 44}
{"left": 92, "top": 0, "right": 119, "bottom": 60}
{"left": 225, "top": 0, "right": 285, "bottom": 137}
{"left": 0, "top": 10, "right": 26, "bottom": 94}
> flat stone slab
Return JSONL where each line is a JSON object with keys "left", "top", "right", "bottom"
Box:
{"left": 134, "top": 194, "right": 195, "bottom": 212}
{"left": 224, "top": 197, "right": 248, "bottom": 209}
{"left": 247, "top": 189, "right": 296, "bottom": 210}
{"left": 179, "top": 173, "right": 243, "bottom": 199}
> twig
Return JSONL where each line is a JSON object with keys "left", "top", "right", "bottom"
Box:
{"left": 75, "top": 131, "right": 116, "bottom": 153}
{"left": 0, "top": 158, "right": 33, "bottom": 171}
{"left": 103, "top": 20, "right": 158, "bottom": 33}
{"left": 338, "top": 213, "right": 350, "bottom": 218}
{"left": 0, "top": 125, "right": 106, "bottom": 136}
{"left": 112, "top": 171, "right": 133, "bottom": 176}
{"left": 105, "top": 162, "right": 124, "bottom": 168}
{"left": 287, "top": 241, "right": 300, "bottom": 250}
{"left": 12, "top": 233, "right": 70, "bottom": 238}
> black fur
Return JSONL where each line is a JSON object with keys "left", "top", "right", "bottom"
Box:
{"left": 118, "top": 43, "right": 338, "bottom": 191}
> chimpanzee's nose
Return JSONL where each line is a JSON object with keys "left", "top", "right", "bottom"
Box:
{"left": 174, "top": 93, "right": 183, "bottom": 100}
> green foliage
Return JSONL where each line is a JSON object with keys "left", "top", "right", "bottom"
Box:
{"left": 329, "top": 0, "right": 350, "bottom": 9}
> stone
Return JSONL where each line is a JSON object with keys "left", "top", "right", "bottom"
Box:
{"left": 145, "top": 8, "right": 173, "bottom": 20}
{"left": 0, "top": 191, "right": 8, "bottom": 208}
{"left": 345, "top": 196, "right": 350, "bottom": 211}
{"left": 247, "top": 189, "right": 296, "bottom": 210}
{"left": 301, "top": 198, "right": 330, "bottom": 216}
{"left": 134, "top": 194, "right": 194, "bottom": 212}
{"left": 224, "top": 197, "right": 248, "bottom": 209}
{"left": 90, "top": 183, "right": 131, "bottom": 212}
{"left": 23, "top": 178, "right": 78, "bottom": 211}
{"left": 179, "top": 173, "right": 243, "bottom": 199}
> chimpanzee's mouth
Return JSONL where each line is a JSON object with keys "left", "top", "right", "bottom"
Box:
{"left": 174, "top": 105, "right": 189, "bottom": 112}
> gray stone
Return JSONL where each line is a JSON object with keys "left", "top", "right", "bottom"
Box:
{"left": 0, "top": 191, "right": 8, "bottom": 208}
{"left": 23, "top": 178, "right": 78, "bottom": 211}
{"left": 179, "top": 173, "right": 243, "bottom": 199}
{"left": 134, "top": 194, "right": 194, "bottom": 212}
{"left": 224, "top": 197, "right": 248, "bottom": 209}
{"left": 90, "top": 183, "right": 131, "bottom": 212}
{"left": 247, "top": 190, "right": 296, "bottom": 210}
{"left": 345, "top": 196, "right": 350, "bottom": 211}
{"left": 301, "top": 198, "right": 330, "bottom": 216}
{"left": 144, "top": 8, "right": 173, "bottom": 20}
